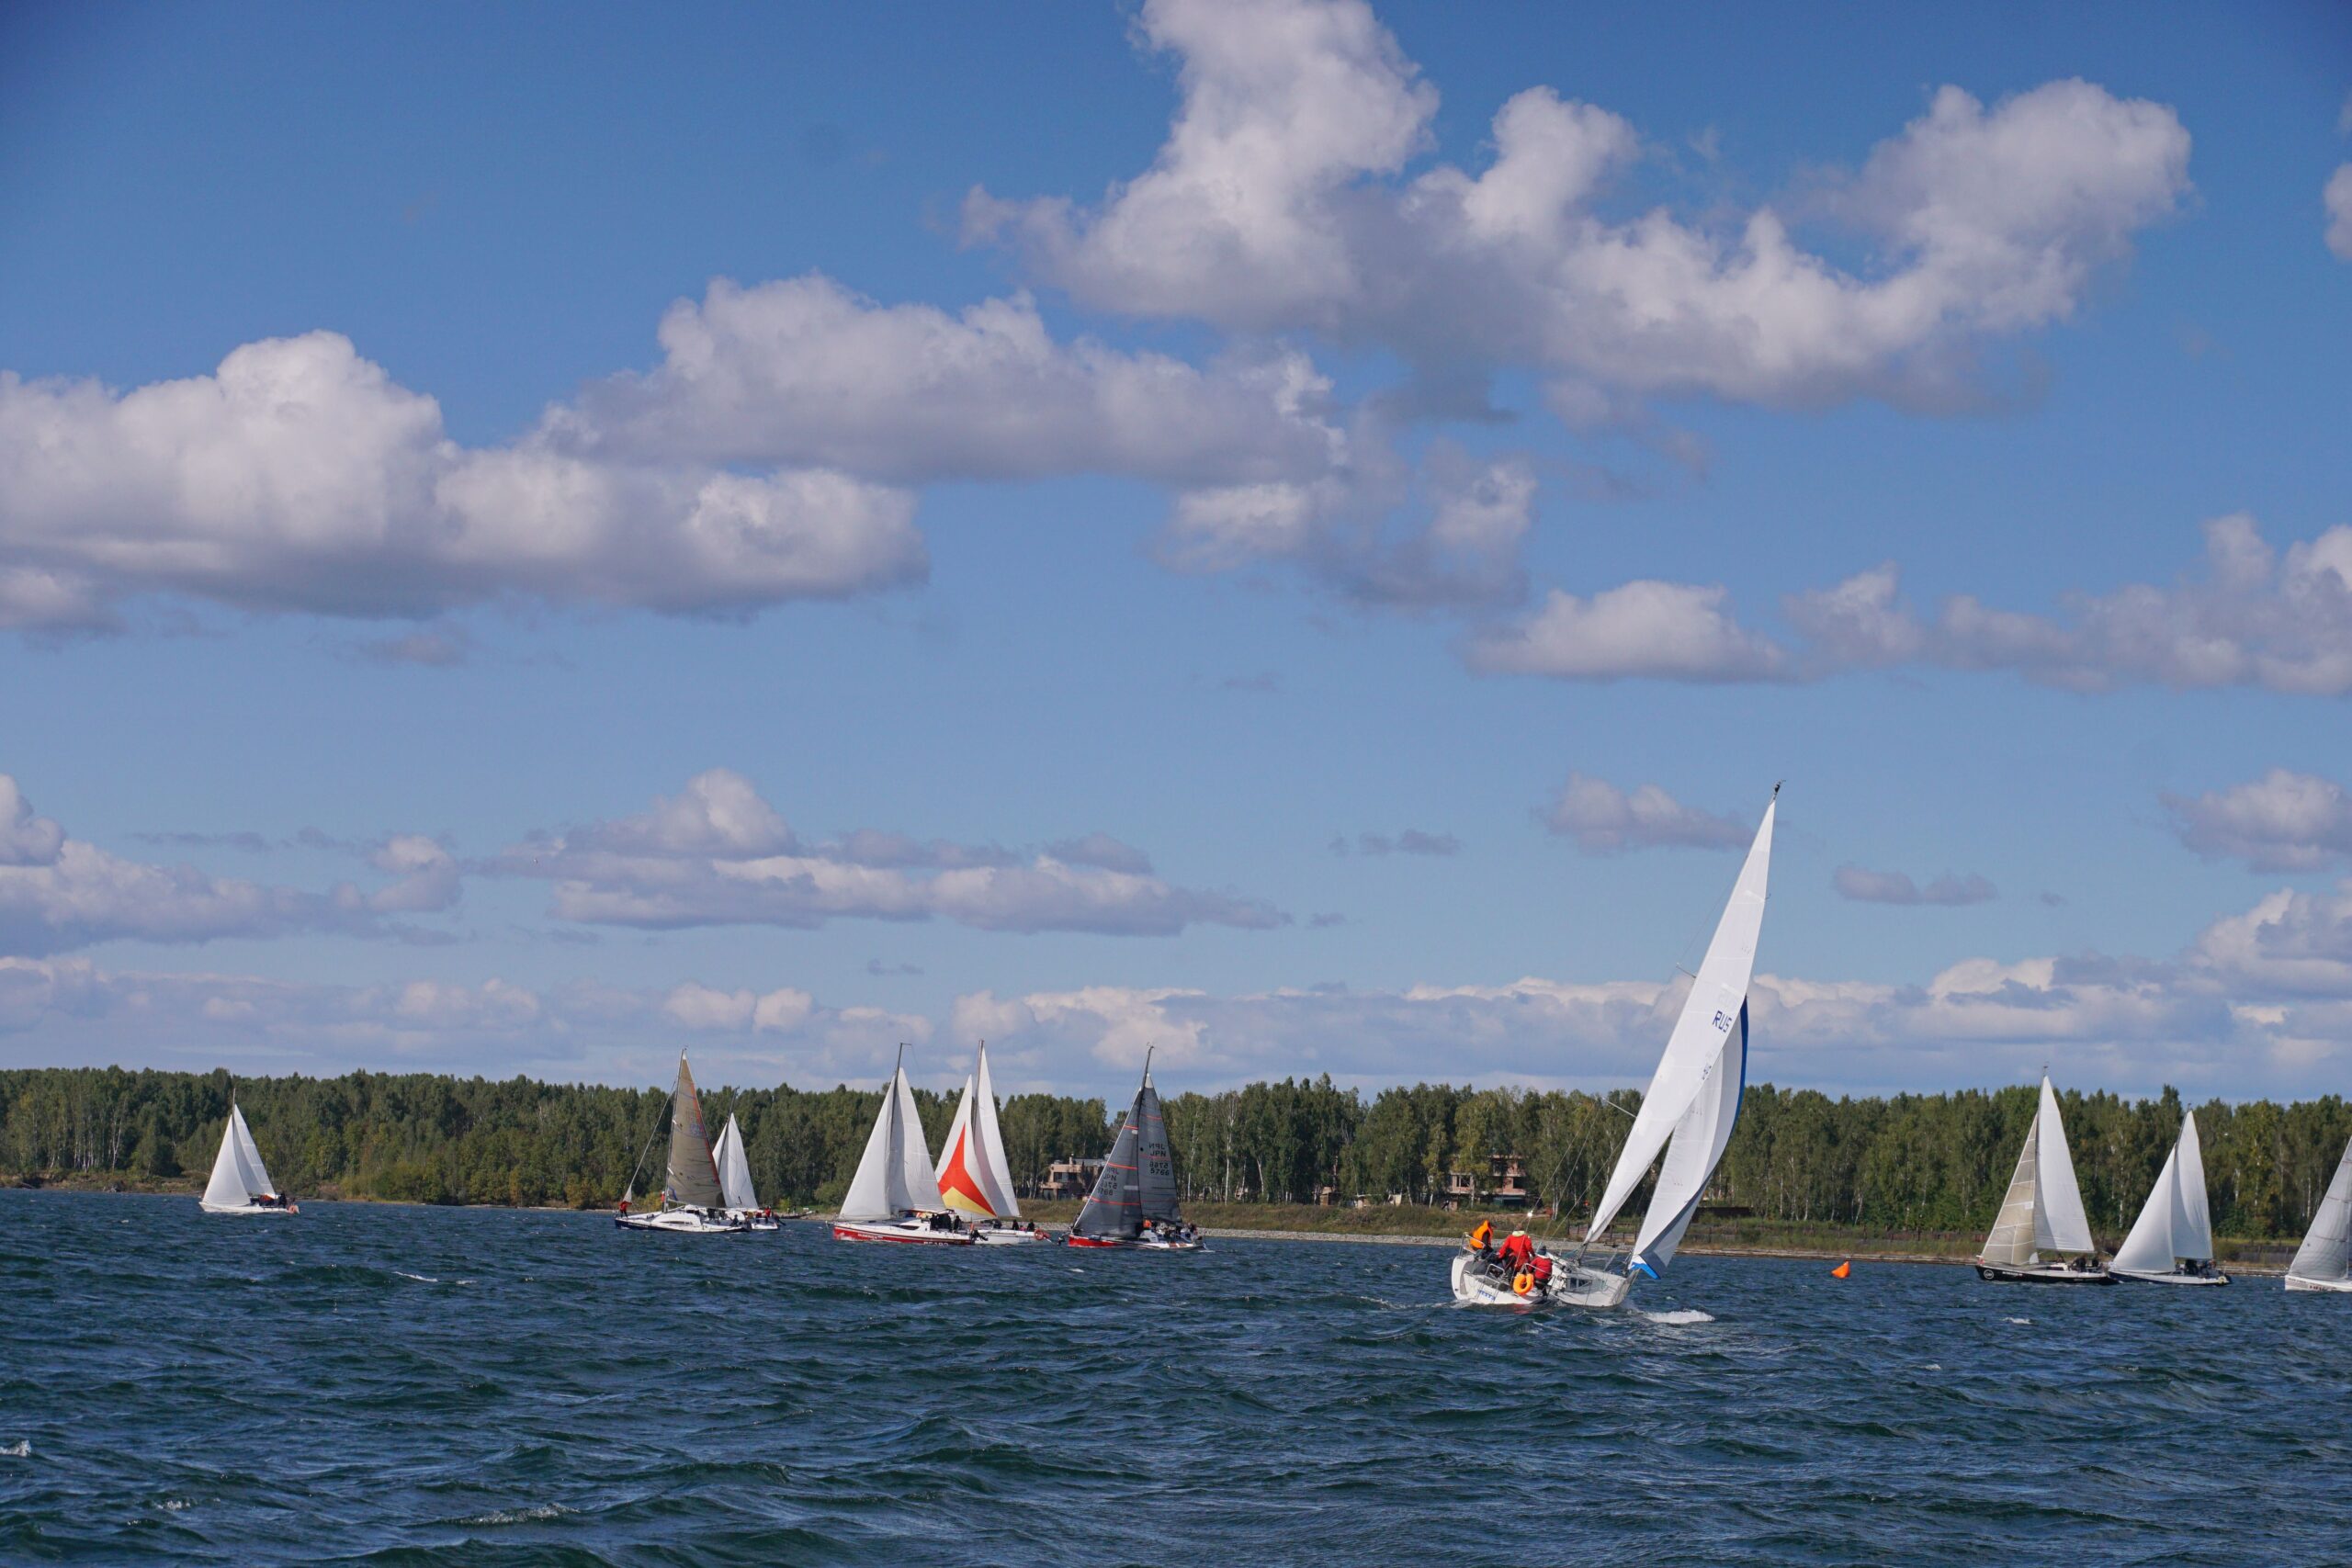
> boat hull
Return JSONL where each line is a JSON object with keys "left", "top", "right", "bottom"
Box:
{"left": 832, "top": 1217, "right": 976, "bottom": 1246}
{"left": 2284, "top": 1273, "right": 2352, "bottom": 1292}
{"left": 2111, "top": 1267, "right": 2229, "bottom": 1286}
{"left": 199, "top": 1201, "right": 298, "bottom": 1215}
{"left": 971, "top": 1224, "right": 1053, "bottom": 1246}
{"left": 723, "top": 1210, "right": 781, "bottom": 1232}
{"left": 1065, "top": 1231, "right": 1204, "bottom": 1250}
{"left": 1973, "top": 1261, "right": 2114, "bottom": 1284}
{"left": 615, "top": 1208, "right": 746, "bottom": 1234}
{"left": 1450, "top": 1250, "right": 1631, "bottom": 1309}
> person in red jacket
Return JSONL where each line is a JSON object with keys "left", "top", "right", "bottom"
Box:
{"left": 1498, "top": 1229, "right": 1535, "bottom": 1270}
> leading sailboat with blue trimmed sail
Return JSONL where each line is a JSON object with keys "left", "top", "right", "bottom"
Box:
{"left": 1453, "top": 785, "right": 1776, "bottom": 1308}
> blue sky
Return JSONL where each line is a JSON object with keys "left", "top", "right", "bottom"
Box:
{"left": 2, "top": 0, "right": 2348, "bottom": 1101}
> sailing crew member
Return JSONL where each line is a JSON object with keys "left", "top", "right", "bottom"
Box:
{"left": 1466, "top": 1219, "right": 1494, "bottom": 1253}
{"left": 1498, "top": 1229, "right": 1535, "bottom": 1271}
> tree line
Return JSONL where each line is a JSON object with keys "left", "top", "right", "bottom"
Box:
{"left": 6, "top": 1065, "right": 2349, "bottom": 1240}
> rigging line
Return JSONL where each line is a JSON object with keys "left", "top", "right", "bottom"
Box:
{"left": 623, "top": 1089, "right": 664, "bottom": 1205}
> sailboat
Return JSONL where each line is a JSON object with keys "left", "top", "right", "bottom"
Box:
{"left": 2110, "top": 1111, "right": 2227, "bottom": 1285}
{"left": 709, "top": 1114, "right": 779, "bottom": 1231}
{"left": 833, "top": 1047, "right": 974, "bottom": 1245}
{"left": 935, "top": 1043, "right": 1048, "bottom": 1245}
{"left": 1973, "top": 1075, "right": 2110, "bottom": 1283}
{"left": 1452, "top": 785, "right": 1776, "bottom": 1309}
{"left": 1069, "top": 1049, "right": 1202, "bottom": 1250}
{"left": 2285, "top": 1134, "right": 2352, "bottom": 1293}
{"left": 616, "top": 1051, "right": 748, "bottom": 1234}
{"left": 199, "top": 1100, "right": 297, "bottom": 1215}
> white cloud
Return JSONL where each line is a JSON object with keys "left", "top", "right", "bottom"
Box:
{"left": 497, "top": 768, "right": 1284, "bottom": 937}
{"left": 0, "top": 773, "right": 459, "bottom": 956}
{"left": 973, "top": 0, "right": 2189, "bottom": 412}
{"left": 2326, "top": 164, "right": 2352, "bottom": 261}
{"left": 1466, "top": 580, "right": 1789, "bottom": 681}
{"left": 2166, "top": 769, "right": 2352, "bottom": 873}
{"left": 1832, "top": 865, "right": 1998, "bottom": 906}
{"left": 0, "top": 333, "right": 925, "bottom": 628}
{"left": 2188, "top": 881, "right": 2352, "bottom": 998}
{"left": 1542, "top": 774, "right": 1752, "bottom": 853}
{"left": 553, "top": 274, "right": 1341, "bottom": 488}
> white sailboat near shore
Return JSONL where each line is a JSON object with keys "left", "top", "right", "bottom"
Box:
{"left": 1452, "top": 785, "right": 1776, "bottom": 1309}
{"left": 710, "top": 1114, "right": 779, "bottom": 1231}
{"left": 833, "top": 1047, "right": 974, "bottom": 1245}
{"left": 2110, "top": 1111, "right": 2227, "bottom": 1285}
{"left": 2285, "top": 1135, "right": 2352, "bottom": 1293}
{"left": 199, "top": 1100, "right": 296, "bottom": 1215}
{"left": 935, "top": 1043, "right": 1049, "bottom": 1245}
{"left": 1973, "top": 1075, "right": 2109, "bottom": 1284}
{"left": 616, "top": 1052, "right": 747, "bottom": 1234}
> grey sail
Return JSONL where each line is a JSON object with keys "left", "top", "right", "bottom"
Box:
{"left": 664, "top": 1054, "right": 725, "bottom": 1211}
{"left": 1073, "top": 1112, "right": 1142, "bottom": 1239}
{"left": 1979, "top": 1107, "right": 2042, "bottom": 1269}
{"left": 1135, "top": 1077, "right": 1182, "bottom": 1223}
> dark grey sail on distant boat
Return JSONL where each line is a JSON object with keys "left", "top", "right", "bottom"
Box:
{"left": 616, "top": 1051, "right": 744, "bottom": 1234}
{"left": 1069, "top": 1052, "right": 1200, "bottom": 1250}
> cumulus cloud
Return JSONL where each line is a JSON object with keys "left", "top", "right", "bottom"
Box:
{"left": 2165, "top": 769, "right": 2352, "bottom": 874}
{"left": 1465, "top": 579, "right": 1789, "bottom": 680}
{"left": 0, "top": 774, "right": 459, "bottom": 956}
{"left": 1832, "top": 865, "right": 1998, "bottom": 906}
{"left": 971, "top": 0, "right": 2189, "bottom": 412}
{"left": 2326, "top": 164, "right": 2352, "bottom": 261}
{"left": 496, "top": 768, "right": 1283, "bottom": 937}
{"left": 1543, "top": 774, "right": 1753, "bottom": 853}
{"left": 0, "top": 333, "right": 925, "bottom": 628}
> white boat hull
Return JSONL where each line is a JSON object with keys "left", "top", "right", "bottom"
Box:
{"left": 616, "top": 1207, "right": 746, "bottom": 1234}
{"left": 1974, "top": 1259, "right": 2114, "bottom": 1284}
{"left": 2285, "top": 1273, "right": 2352, "bottom": 1292}
{"left": 199, "top": 1200, "right": 298, "bottom": 1216}
{"left": 1450, "top": 1250, "right": 1631, "bottom": 1310}
{"left": 970, "top": 1223, "right": 1053, "bottom": 1245}
{"left": 723, "top": 1210, "right": 781, "bottom": 1232}
{"left": 2111, "top": 1266, "right": 2229, "bottom": 1286}
{"left": 832, "top": 1216, "right": 976, "bottom": 1246}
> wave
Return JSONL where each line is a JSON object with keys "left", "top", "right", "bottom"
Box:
{"left": 1643, "top": 1308, "right": 1716, "bottom": 1325}
{"left": 0, "top": 1438, "right": 28, "bottom": 1458}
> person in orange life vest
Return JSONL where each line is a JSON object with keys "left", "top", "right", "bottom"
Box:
{"left": 1466, "top": 1219, "right": 1493, "bottom": 1252}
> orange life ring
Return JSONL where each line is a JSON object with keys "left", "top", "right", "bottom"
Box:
{"left": 1512, "top": 1269, "right": 1535, "bottom": 1297}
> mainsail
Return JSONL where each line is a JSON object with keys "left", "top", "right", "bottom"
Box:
{"left": 840, "top": 1052, "right": 949, "bottom": 1222}
{"left": 663, "top": 1053, "right": 725, "bottom": 1211}
{"left": 2113, "top": 1111, "right": 2214, "bottom": 1274}
{"left": 2287, "top": 1135, "right": 2352, "bottom": 1286}
{"left": 712, "top": 1113, "right": 760, "bottom": 1213}
{"left": 936, "top": 1045, "right": 1017, "bottom": 1219}
{"left": 1980, "top": 1076, "right": 2096, "bottom": 1264}
{"left": 202, "top": 1102, "right": 276, "bottom": 1208}
{"left": 1135, "top": 1070, "right": 1181, "bottom": 1222}
{"left": 1585, "top": 791, "right": 1777, "bottom": 1258}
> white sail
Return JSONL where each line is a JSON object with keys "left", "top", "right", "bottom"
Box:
{"left": 202, "top": 1105, "right": 260, "bottom": 1208}
{"left": 714, "top": 1113, "right": 760, "bottom": 1212}
{"left": 1586, "top": 793, "right": 1776, "bottom": 1247}
{"left": 1631, "top": 1002, "right": 1747, "bottom": 1275}
{"left": 893, "top": 1067, "right": 947, "bottom": 1213}
{"left": 232, "top": 1103, "right": 277, "bottom": 1199}
{"left": 975, "top": 1043, "right": 1021, "bottom": 1221}
{"left": 2031, "top": 1076, "right": 2095, "bottom": 1255}
{"left": 2114, "top": 1111, "right": 2215, "bottom": 1274}
{"left": 2288, "top": 1135, "right": 2352, "bottom": 1285}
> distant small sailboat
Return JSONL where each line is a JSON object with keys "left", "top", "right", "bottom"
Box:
{"left": 1069, "top": 1050, "right": 1201, "bottom": 1250}
{"left": 2285, "top": 1135, "right": 2352, "bottom": 1293}
{"left": 833, "top": 1047, "right": 974, "bottom": 1245}
{"left": 199, "top": 1100, "right": 296, "bottom": 1215}
{"left": 935, "top": 1043, "right": 1048, "bottom": 1245}
{"left": 1453, "top": 786, "right": 1776, "bottom": 1309}
{"left": 709, "top": 1114, "right": 779, "bottom": 1231}
{"left": 616, "top": 1052, "right": 747, "bottom": 1234}
{"left": 1974, "top": 1075, "right": 2110, "bottom": 1284}
{"left": 2110, "top": 1111, "right": 2227, "bottom": 1285}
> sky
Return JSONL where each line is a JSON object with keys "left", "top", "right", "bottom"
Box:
{"left": 2, "top": 0, "right": 2349, "bottom": 1103}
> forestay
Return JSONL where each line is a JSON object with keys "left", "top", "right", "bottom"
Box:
{"left": 2288, "top": 1135, "right": 2352, "bottom": 1285}
{"left": 1586, "top": 794, "right": 1777, "bottom": 1250}
{"left": 664, "top": 1054, "right": 725, "bottom": 1211}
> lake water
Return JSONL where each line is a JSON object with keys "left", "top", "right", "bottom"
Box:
{"left": 3, "top": 1191, "right": 2346, "bottom": 1564}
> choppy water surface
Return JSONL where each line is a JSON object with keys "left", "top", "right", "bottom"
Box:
{"left": 4, "top": 1192, "right": 2348, "bottom": 1565}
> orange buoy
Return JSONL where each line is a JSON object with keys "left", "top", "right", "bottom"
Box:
{"left": 1830, "top": 1259, "right": 1851, "bottom": 1279}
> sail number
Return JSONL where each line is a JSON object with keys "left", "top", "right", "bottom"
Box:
{"left": 1712, "top": 1010, "right": 1733, "bottom": 1032}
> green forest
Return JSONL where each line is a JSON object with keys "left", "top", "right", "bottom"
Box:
{"left": 6, "top": 1066, "right": 2349, "bottom": 1242}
